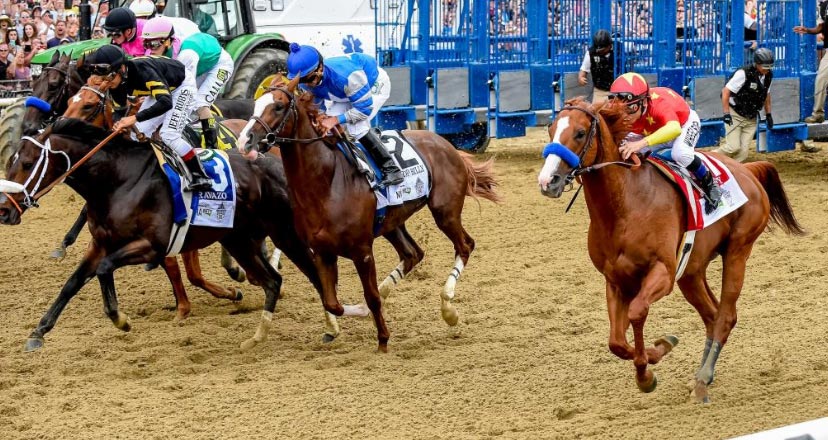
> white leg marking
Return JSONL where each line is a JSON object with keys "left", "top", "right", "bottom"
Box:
{"left": 240, "top": 310, "right": 273, "bottom": 351}
{"left": 342, "top": 303, "right": 371, "bottom": 317}
{"left": 268, "top": 248, "right": 282, "bottom": 272}
{"left": 379, "top": 261, "right": 406, "bottom": 299}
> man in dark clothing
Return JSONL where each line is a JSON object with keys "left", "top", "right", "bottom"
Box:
{"left": 46, "top": 20, "right": 68, "bottom": 49}
{"left": 84, "top": 44, "right": 211, "bottom": 191}
{"left": 578, "top": 29, "right": 623, "bottom": 102}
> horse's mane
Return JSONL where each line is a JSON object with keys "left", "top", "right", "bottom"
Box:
{"left": 563, "top": 97, "right": 633, "bottom": 148}
{"left": 296, "top": 92, "right": 321, "bottom": 122}
{"left": 50, "top": 118, "right": 147, "bottom": 150}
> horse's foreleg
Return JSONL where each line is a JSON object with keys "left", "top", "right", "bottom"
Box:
{"left": 352, "top": 249, "right": 389, "bottom": 352}
{"left": 693, "top": 246, "right": 752, "bottom": 404}
{"left": 25, "top": 243, "right": 104, "bottom": 352}
{"left": 50, "top": 204, "right": 88, "bottom": 259}
{"left": 161, "top": 256, "right": 191, "bottom": 322}
{"left": 379, "top": 226, "right": 425, "bottom": 299}
{"left": 222, "top": 237, "right": 283, "bottom": 351}
{"left": 629, "top": 264, "right": 675, "bottom": 393}
{"left": 606, "top": 281, "right": 675, "bottom": 364}
{"left": 431, "top": 212, "right": 475, "bottom": 327}
{"left": 96, "top": 239, "right": 157, "bottom": 332}
{"left": 220, "top": 247, "right": 246, "bottom": 282}
{"left": 181, "top": 250, "right": 243, "bottom": 301}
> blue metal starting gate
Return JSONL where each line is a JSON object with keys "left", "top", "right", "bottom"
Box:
{"left": 374, "top": 0, "right": 818, "bottom": 153}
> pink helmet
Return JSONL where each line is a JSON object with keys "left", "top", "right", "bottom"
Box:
{"left": 142, "top": 16, "right": 174, "bottom": 40}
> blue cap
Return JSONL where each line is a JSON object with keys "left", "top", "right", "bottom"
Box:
{"left": 286, "top": 42, "right": 321, "bottom": 80}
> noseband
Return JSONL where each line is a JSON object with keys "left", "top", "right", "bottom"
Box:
{"left": 74, "top": 85, "right": 109, "bottom": 124}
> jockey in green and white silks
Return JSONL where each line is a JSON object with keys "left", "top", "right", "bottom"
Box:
{"left": 143, "top": 16, "right": 234, "bottom": 151}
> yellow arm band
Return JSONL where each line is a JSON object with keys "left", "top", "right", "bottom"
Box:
{"left": 644, "top": 120, "right": 682, "bottom": 146}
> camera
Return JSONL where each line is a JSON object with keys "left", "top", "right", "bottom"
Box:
{"left": 23, "top": 44, "right": 32, "bottom": 53}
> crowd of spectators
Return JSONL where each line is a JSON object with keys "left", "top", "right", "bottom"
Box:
{"left": 0, "top": 0, "right": 109, "bottom": 87}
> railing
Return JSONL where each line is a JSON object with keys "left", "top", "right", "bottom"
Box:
{"left": 0, "top": 80, "right": 32, "bottom": 107}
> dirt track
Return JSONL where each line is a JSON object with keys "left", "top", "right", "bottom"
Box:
{"left": 1, "top": 128, "right": 827, "bottom": 439}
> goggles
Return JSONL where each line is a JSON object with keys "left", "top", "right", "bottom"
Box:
{"left": 105, "top": 30, "right": 123, "bottom": 38}
{"left": 143, "top": 39, "right": 166, "bottom": 50}
{"left": 87, "top": 63, "right": 116, "bottom": 76}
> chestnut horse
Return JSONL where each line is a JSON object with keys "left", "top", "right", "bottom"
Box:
{"left": 59, "top": 82, "right": 251, "bottom": 320}
{"left": 537, "top": 98, "right": 803, "bottom": 402}
{"left": 236, "top": 79, "right": 500, "bottom": 352}
{"left": 0, "top": 118, "right": 340, "bottom": 352}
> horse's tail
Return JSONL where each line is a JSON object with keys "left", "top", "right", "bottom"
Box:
{"left": 744, "top": 161, "right": 805, "bottom": 236}
{"left": 459, "top": 151, "right": 501, "bottom": 203}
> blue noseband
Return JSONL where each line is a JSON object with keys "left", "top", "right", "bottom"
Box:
{"left": 542, "top": 142, "right": 581, "bottom": 168}
{"left": 24, "top": 97, "right": 52, "bottom": 113}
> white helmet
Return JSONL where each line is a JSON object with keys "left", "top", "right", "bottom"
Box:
{"left": 129, "top": 0, "right": 156, "bottom": 18}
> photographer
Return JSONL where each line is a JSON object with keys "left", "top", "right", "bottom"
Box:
{"left": 6, "top": 45, "right": 31, "bottom": 80}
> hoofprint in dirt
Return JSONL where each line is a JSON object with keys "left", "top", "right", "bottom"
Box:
{"left": 1, "top": 128, "right": 827, "bottom": 439}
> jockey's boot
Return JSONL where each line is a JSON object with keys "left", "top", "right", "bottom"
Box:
{"left": 184, "top": 155, "right": 214, "bottom": 192}
{"left": 360, "top": 130, "right": 403, "bottom": 187}
{"left": 688, "top": 156, "right": 721, "bottom": 215}
{"left": 201, "top": 117, "right": 218, "bottom": 150}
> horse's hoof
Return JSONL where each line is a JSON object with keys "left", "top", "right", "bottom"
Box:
{"left": 637, "top": 374, "right": 658, "bottom": 393}
{"left": 233, "top": 289, "right": 244, "bottom": 302}
{"left": 655, "top": 335, "right": 679, "bottom": 353}
{"left": 143, "top": 262, "right": 159, "bottom": 271}
{"left": 173, "top": 313, "right": 189, "bottom": 325}
{"left": 239, "top": 338, "right": 257, "bottom": 352}
{"left": 693, "top": 380, "right": 711, "bottom": 404}
{"left": 377, "top": 343, "right": 389, "bottom": 353}
{"left": 378, "top": 283, "right": 392, "bottom": 300}
{"left": 49, "top": 248, "right": 66, "bottom": 260}
{"left": 441, "top": 304, "right": 459, "bottom": 327}
{"left": 321, "top": 333, "right": 337, "bottom": 344}
{"left": 23, "top": 337, "right": 44, "bottom": 353}
{"left": 115, "top": 312, "right": 132, "bottom": 332}
{"left": 228, "top": 267, "right": 246, "bottom": 283}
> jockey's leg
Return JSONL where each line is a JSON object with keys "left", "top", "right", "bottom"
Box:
{"left": 195, "top": 51, "right": 233, "bottom": 150}
{"left": 161, "top": 87, "right": 211, "bottom": 191}
{"left": 671, "top": 111, "right": 721, "bottom": 214}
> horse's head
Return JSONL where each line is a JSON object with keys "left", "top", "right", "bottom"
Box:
{"left": 237, "top": 75, "right": 301, "bottom": 158}
{"left": 63, "top": 78, "right": 115, "bottom": 130}
{"left": 0, "top": 131, "right": 72, "bottom": 224}
{"left": 23, "top": 51, "right": 83, "bottom": 135}
{"left": 537, "top": 98, "right": 632, "bottom": 198}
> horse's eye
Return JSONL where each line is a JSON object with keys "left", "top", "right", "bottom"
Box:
{"left": 273, "top": 101, "right": 286, "bottom": 112}
{"left": 21, "top": 161, "right": 34, "bottom": 171}
{"left": 48, "top": 81, "right": 61, "bottom": 90}
{"left": 574, "top": 129, "right": 586, "bottom": 139}
{"left": 82, "top": 103, "right": 96, "bottom": 110}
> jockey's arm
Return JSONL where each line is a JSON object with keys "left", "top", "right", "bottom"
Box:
{"left": 643, "top": 120, "right": 682, "bottom": 147}
{"left": 337, "top": 77, "right": 373, "bottom": 125}
{"left": 135, "top": 84, "right": 173, "bottom": 122}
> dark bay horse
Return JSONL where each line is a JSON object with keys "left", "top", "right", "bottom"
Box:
{"left": 0, "top": 119, "right": 331, "bottom": 352}
{"left": 236, "top": 79, "right": 501, "bottom": 352}
{"left": 537, "top": 98, "right": 803, "bottom": 402}
{"left": 59, "top": 82, "right": 249, "bottom": 319}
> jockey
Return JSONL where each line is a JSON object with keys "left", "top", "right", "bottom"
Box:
{"left": 286, "top": 43, "right": 404, "bottom": 187}
{"left": 610, "top": 72, "right": 722, "bottom": 214}
{"left": 85, "top": 44, "right": 211, "bottom": 191}
{"left": 104, "top": 7, "right": 145, "bottom": 58}
{"left": 143, "top": 16, "right": 234, "bottom": 150}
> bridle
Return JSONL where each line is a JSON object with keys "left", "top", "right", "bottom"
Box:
{"left": 69, "top": 85, "right": 110, "bottom": 126}
{"left": 250, "top": 87, "right": 328, "bottom": 149}
{"left": 38, "top": 64, "right": 82, "bottom": 128}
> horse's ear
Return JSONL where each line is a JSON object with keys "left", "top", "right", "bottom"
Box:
{"left": 50, "top": 50, "right": 61, "bottom": 66}
{"left": 76, "top": 54, "right": 85, "bottom": 70}
{"left": 287, "top": 75, "right": 300, "bottom": 93}
{"left": 269, "top": 72, "right": 288, "bottom": 88}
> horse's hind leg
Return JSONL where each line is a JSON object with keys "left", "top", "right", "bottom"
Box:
{"left": 181, "top": 250, "right": 243, "bottom": 301}
{"left": 606, "top": 281, "right": 678, "bottom": 364}
{"left": 50, "top": 204, "right": 88, "bottom": 259}
{"left": 161, "top": 256, "right": 191, "bottom": 322}
{"left": 677, "top": 271, "right": 719, "bottom": 373}
{"left": 379, "top": 225, "right": 425, "bottom": 299}
{"left": 692, "top": 245, "right": 753, "bottom": 403}
{"left": 220, "top": 247, "right": 246, "bottom": 282}
{"left": 428, "top": 204, "right": 474, "bottom": 327}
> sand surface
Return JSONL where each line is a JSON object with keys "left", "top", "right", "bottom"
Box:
{"left": 1, "top": 128, "right": 827, "bottom": 439}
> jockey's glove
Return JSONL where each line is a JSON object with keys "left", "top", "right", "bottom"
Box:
{"left": 765, "top": 113, "right": 774, "bottom": 130}
{"left": 722, "top": 113, "right": 732, "bottom": 125}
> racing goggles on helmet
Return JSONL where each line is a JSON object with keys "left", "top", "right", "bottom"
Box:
{"left": 87, "top": 63, "right": 117, "bottom": 76}
{"left": 105, "top": 29, "right": 124, "bottom": 38}
{"left": 143, "top": 39, "right": 166, "bottom": 50}
{"left": 608, "top": 91, "right": 646, "bottom": 113}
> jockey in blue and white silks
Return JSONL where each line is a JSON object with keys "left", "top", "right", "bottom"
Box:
{"left": 286, "top": 43, "right": 403, "bottom": 187}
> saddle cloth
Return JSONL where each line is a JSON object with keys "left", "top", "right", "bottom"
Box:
{"left": 648, "top": 151, "right": 748, "bottom": 231}
{"left": 337, "top": 130, "right": 431, "bottom": 235}
{"left": 152, "top": 145, "right": 237, "bottom": 256}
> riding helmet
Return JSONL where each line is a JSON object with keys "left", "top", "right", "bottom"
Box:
{"left": 129, "top": 0, "right": 156, "bottom": 19}
{"left": 103, "top": 7, "right": 137, "bottom": 32}
{"left": 609, "top": 72, "right": 650, "bottom": 103}
{"left": 286, "top": 42, "right": 323, "bottom": 80}
{"left": 592, "top": 29, "right": 612, "bottom": 50}
{"left": 143, "top": 16, "right": 174, "bottom": 40}
{"left": 87, "top": 44, "right": 128, "bottom": 73}
{"left": 754, "top": 47, "right": 775, "bottom": 66}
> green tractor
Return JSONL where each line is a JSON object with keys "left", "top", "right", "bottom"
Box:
{"left": 0, "top": 0, "right": 289, "bottom": 168}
